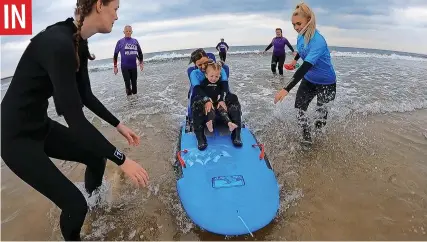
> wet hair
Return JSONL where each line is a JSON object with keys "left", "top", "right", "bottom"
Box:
{"left": 293, "top": 2, "right": 316, "bottom": 45}
{"left": 205, "top": 59, "right": 222, "bottom": 73}
{"left": 189, "top": 48, "right": 208, "bottom": 64}
{"left": 74, "top": 0, "right": 114, "bottom": 70}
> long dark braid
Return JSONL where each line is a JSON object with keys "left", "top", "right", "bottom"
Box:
{"left": 74, "top": 0, "right": 114, "bottom": 70}
{"left": 74, "top": 0, "right": 95, "bottom": 70}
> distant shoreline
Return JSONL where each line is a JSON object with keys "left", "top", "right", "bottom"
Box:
{"left": 2, "top": 45, "right": 426, "bottom": 80}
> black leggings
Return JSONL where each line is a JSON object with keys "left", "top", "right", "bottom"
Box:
{"left": 219, "top": 51, "right": 227, "bottom": 62}
{"left": 121, "top": 68, "right": 138, "bottom": 95}
{"left": 1, "top": 120, "right": 107, "bottom": 241}
{"left": 191, "top": 93, "right": 242, "bottom": 131}
{"left": 294, "top": 78, "right": 336, "bottom": 129}
{"left": 271, "top": 54, "right": 286, "bottom": 75}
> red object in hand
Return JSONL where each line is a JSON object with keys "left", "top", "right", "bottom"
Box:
{"left": 284, "top": 64, "right": 295, "bottom": 70}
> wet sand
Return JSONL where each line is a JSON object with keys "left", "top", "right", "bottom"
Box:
{"left": 275, "top": 110, "right": 427, "bottom": 240}
{"left": 2, "top": 107, "right": 427, "bottom": 241}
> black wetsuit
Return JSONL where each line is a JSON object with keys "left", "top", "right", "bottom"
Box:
{"left": 121, "top": 68, "right": 138, "bottom": 95}
{"left": 191, "top": 79, "right": 242, "bottom": 149}
{"left": 1, "top": 18, "right": 126, "bottom": 241}
{"left": 283, "top": 54, "right": 336, "bottom": 141}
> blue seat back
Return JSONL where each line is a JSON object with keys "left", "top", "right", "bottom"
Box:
{"left": 186, "top": 52, "right": 230, "bottom": 118}
{"left": 207, "top": 52, "right": 216, "bottom": 61}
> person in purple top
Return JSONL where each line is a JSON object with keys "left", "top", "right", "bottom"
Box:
{"left": 113, "top": 25, "right": 144, "bottom": 95}
{"left": 216, "top": 38, "right": 229, "bottom": 62}
{"left": 263, "top": 28, "right": 296, "bottom": 76}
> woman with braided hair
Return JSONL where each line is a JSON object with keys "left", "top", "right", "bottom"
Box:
{"left": 1, "top": 0, "right": 149, "bottom": 240}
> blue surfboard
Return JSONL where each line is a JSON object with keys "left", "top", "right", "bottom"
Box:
{"left": 175, "top": 124, "right": 280, "bottom": 236}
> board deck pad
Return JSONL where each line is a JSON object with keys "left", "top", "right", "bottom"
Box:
{"left": 176, "top": 125, "right": 280, "bottom": 236}
{"left": 212, "top": 175, "right": 245, "bottom": 188}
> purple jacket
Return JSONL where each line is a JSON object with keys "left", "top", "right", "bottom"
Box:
{"left": 113, "top": 37, "right": 143, "bottom": 69}
{"left": 265, "top": 37, "right": 295, "bottom": 56}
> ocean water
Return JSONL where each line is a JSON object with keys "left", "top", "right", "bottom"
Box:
{"left": 1, "top": 46, "right": 427, "bottom": 240}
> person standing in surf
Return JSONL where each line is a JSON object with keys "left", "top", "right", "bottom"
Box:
{"left": 1, "top": 0, "right": 149, "bottom": 240}
{"left": 274, "top": 2, "right": 337, "bottom": 144}
{"left": 113, "top": 25, "right": 144, "bottom": 95}
{"left": 263, "top": 28, "right": 296, "bottom": 76}
{"left": 216, "top": 38, "right": 229, "bottom": 62}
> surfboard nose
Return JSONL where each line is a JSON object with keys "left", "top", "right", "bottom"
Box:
{"left": 176, "top": 127, "right": 280, "bottom": 236}
{"left": 177, "top": 170, "right": 279, "bottom": 236}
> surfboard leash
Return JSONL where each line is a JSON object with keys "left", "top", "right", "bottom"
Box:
{"left": 252, "top": 144, "right": 265, "bottom": 160}
{"left": 237, "top": 215, "right": 254, "bottom": 237}
{"left": 177, "top": 149, "right": 188, "bottom": 168}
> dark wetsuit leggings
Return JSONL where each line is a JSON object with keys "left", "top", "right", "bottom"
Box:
{"left": 294, "top": 78, "right": 336, "bottom": 129}
{"left": 1, "top": 120, "right": 106, "bottom": 241}
{"left": 191, "top": 93, "right": 242, "bottom": 131}
{"left": 219, "top": 51, "right": 226, "bottom": 62}
{"left": 121, "top": 68, "right": 138, "bottom": 95}
{"left": 271, "top": 54, "right": 286, "bottom": 75}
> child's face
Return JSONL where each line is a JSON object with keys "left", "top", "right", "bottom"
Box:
{"left": 205, "top": 68, "right": 221, "bottom": 83}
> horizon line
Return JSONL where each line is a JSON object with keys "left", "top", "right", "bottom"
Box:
{"left": 2, "top": 44, "right": 426, "bottom": 80}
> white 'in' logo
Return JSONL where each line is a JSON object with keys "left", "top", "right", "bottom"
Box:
{"left": 114, "top": 149, "right": 124, "bottom": 160}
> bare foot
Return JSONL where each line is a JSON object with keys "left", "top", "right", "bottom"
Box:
{"left": 206, "top": 120, "right": 214, "bottom": 132}
{"left": 228, "top": 122, "right": 238, "bottom": 132}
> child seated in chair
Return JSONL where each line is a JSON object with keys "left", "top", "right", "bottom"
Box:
{"left": 191, "top": 60, "right": 243, "bottom": 150}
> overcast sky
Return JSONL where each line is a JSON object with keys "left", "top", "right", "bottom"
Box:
{"left": 1, "top": 0, "right": 427, "bottom": 77}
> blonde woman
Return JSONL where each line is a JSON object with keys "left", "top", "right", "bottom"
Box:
{"left": 274, "top": 2, "right": 337, "bottom": 144}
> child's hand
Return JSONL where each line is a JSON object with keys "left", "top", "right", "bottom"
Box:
{"left": 217, "top": 101, "right": 227, "bottom": 111}
{"left": 205, "top": 101, "right": 214, "bottom": 115}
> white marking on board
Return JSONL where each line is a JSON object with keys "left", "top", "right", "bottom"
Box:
{"left": 184, "top": 147, "right": 233, "bottom": 167}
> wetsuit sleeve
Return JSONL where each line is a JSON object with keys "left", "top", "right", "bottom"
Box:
{"left": 218, "top": 81, "right": 230, "bottom": 102}
{"left": 216, "top": 43, "right": 220, "bottom": 51}
{"left": 136, "top": 40, "right": 143, "bottom": 63}
{"left": 225, "top": 42, "right": 229, "bottom": 50}
{"left": 113, "top": 40, "right": 120, "bottom": 67}
{"left": 40, "top": 36, "right": 126, "bottom": 166}
{"left": 190, "top": 70, "right": 209, "bottom": 98}
{"left": 283, "top": 61, "right": 313, "bottom": 92}
{"left": 220, "top": 68, "right": 228, "bottom": 81}
{"left": 285, "top": 39, "right": 295, "bottom": 52}
{"left": 304, "top": 36, "right": 327, "bottom": 65}
{"left": 189, "top": 69, "right": 202, "bottom": 86}
{"left": 294, "top": 53, "right": 300, "bottom": 61}
{"left": 78, "top": 65, "right": 121, "bottom": 127}
{"left": 265, "top": 41, "right": 273, "bottom": 51}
